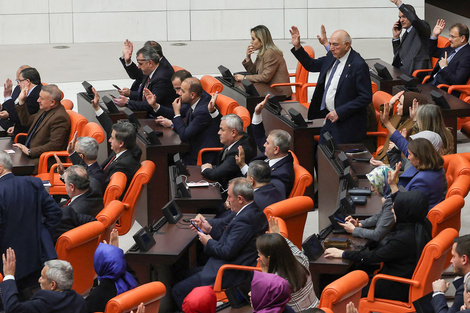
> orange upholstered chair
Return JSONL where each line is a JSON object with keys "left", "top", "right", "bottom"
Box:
{"left": 172, "top": 65, "right": 186, "bottom": 72}
{"left": 289, "top": 162, "right": 313, "bottom": 198}
{"left": 55, "top": 220, "right": 105, "bottom": 295}
{"left": 201, "top": 75, "right": 224, "bottom": 94}
{"left": 215, "top": 94, "right": 238, "bottom": 116}
{"left": 358, "top": 228, "right": 458, "bottom": 313}
{"left": 371, "top": 81, "right": 378, "bottom": 94}
{"left": 233, "top": 106, "right": 251, "bottom": 130}
{"left": 103, "top": 281, "right": 166, "bottom": 313}
{"left": 263, "top": 196, "right": 313, "bottom": 249}
{"left": 213, "top": 264, "right": 262, "bottom": 302}
{"left": 116, "top": 160, "right": 155, "bottom": 235}
{"left": 82, "top": 122, "right": 106, "bottom": 144}
{"left": 319, "top": 270, "right": 369, "bottom": 313}
{"left": 442, "top": 154, "right": 470, "bottom": 198}
{"left": 96, "top": 200, "right": 126, "bottom": 243}
{"left": 412, "top": 35, "right": 450, "bottom": 82}
{"left": 427, "top": 195, "right": 464, "bottom": 238}
{"left": 103, "top": 172, "right": 127, "bottom": 207}
{"left": 0, "top": 273, "right": 3, "bottom": 282}
{"left": 61, "top": 99, "right": 74, "bottom": 110}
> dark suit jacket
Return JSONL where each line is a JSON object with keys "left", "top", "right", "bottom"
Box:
{"left": 54, "top": 207, "right": 96, "bottom": 243}
{"left": 392, "top": 5, "right": 431, "bottom": 75}
{"left": 429, "top": 42, "right": 470, "bottom": 88}
{"left": 200, "top": 202, "right": 268, "bottom": 286}
{"left": 0, "top": 279, "right": 87, "bottom": 313}
{"left": 254, "top": 183, "right": 286, "bottom": 210}
{"left": 201, "top": 133, "right": 255, "bottom": 188}
{"left": 69, "top": 187, "right": 104, "bottom": 217}
{"left": 291, "top": 47, "right": 372, "bottom": 144}
{"left": 69, "top": 152, "right": 106, "bottom": 190}
{"left": 432, "top": 277, "right": 464, "bottom": 313}
{"left": 0, "top": 173, "right": 62, "bottom": 280}
{"left": 119, "top": 55, "right": 173, "bottom": 90}
{"left": 16, "top": 103, "right": 71, "bottom": 159}
{"left": 0, "top": 85, "right": 21, "bottom": 131}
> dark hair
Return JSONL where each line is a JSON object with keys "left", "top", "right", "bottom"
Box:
{"left": 454, "top": 234, "right": 470, "bottom": 258}
{"left": 20, "top": 67, "right": 41, "bottom": 85}
{"left": 403, "top": 4, "right": 416, "bottom": 15}
{"left": 185, "top": 77, "right": 203, "bottom": 98}
{"left": 248, "top": 160, "right": 271, "bottom": 184}
{"left": 256, "top": 233, "right": 309, "bottom": 292}
{"left": 136, "top": 46, "right": 160, "bottom": 64}
{"left": 408, "top": 138, "right": 444, "bottom": 171}
{"left": 450, "top": 23, "right": 469, "bottom": 42}
{"left": 64, "top": 165, "right": 90, "bottom": 191}
{"left": 144, "top": 40, "right": 163, "bottom": 57}
{"left": 112, "top": 121, "right": 136, "bottom": 150}
{"left": 171, "top": 70, "right": 192, "bottom": 83}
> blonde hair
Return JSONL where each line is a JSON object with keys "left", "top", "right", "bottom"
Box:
{"left": 251, "top": 25, "right": 283, "bottom": 57}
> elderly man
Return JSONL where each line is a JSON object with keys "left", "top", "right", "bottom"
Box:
{"left": 0, "top": 248, "right": 87, "bottom": 313}
{"left": 290, "top": 26, "right": 372, "bottom": 144}
{"left": 172, "top": 177, "right": 268, "bottom": 309}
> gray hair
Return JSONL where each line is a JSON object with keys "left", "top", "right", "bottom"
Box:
{"left": 136, "top": 46, "right": 160, "bottom": 64}
{"left": 76, "top": 137, "right": 99, "bottom": 161}
{"left": 64, "top": 165, "right": 89, "bottom": 191}
{"left": 248, "top": 160, "right": 271, "bottom": 184}
{"left": 44, "top": 260, "right": 74, "bottom": 290}
{"left": 229, "top": 177, "right": 254, "bottom": 201}
{"left": 41, "top": 84, "right": 62, "bottom": 104}
{"left": 466, "top": 275, "right": 470, "bottom": 292}
{"left": 221, "top": 114, "right": 243, "bottom": 134}
{"left": 0, "top": 151, "right": 13, "bottom": 171}
{"left": 268, "top": 129, "right": 291, "bottom": 153}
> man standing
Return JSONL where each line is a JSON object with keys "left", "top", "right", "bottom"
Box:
{"left": 0, "top": 151, "right": 61, "bottom": 299}
{"left": 0, "top": 248, "right": 87, "bottom": 313}
{"left": 172, "top": 178, "right": 268, "bottom": 309}
{"left": 290, "top": 26, "right": 372, "bottom": 144}
{"left": 390, "top": 0, "right": 431, "bottom": 75}
{"left": 432, "top": 235, "right": 470, "bottom": 313}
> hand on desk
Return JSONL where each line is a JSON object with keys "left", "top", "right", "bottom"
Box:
{"left": 12, "top": 143, "right": 29, "bottom": 156}
{"left": 324, "top": 247, "right": 344, "bottom": 258}
{"left": 234, "top": 74, "right": 245, "bottom": 82}
{"left": 201, "top": 163, "right": 212, "bottom": 171}
{"left": 369, "top": 157, "right": 385, "bottom": 167}
{"left": 345, "top": 216, "right": 361, "bottom": 227}
{"left": 118, "top": 88, "right": 131, "bottom": 97}
{"left": 340, "top": 221, "right": 357, "bottom": 234}
{"left": 155, "top": 116, "right": 172, "bottom": 128}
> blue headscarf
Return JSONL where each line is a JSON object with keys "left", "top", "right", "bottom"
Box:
{"left": 94, "top": 243, "right": 138, "bottom": 295}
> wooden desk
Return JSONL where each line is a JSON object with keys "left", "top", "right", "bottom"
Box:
{"left": 365, "top": 58, "right": 406, "bottom": 94}
{"left": 0, "top": 137, "right": 35, "bottom": 175}
{"left": 136, "top": 119, "right": 189, "bottom": 224}
{"left": 338, "top": 143, "right": 375, "bottom": 177}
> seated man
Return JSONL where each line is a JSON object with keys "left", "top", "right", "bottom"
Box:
{"left": 0, "top": 65, "right": 30, "bottom": 132}
{"left": 12, "top": 84, "right": 71, "bottom": 174}
{"left": 145, "top": 77, "right": 220, "bottom": 165}
{"left": 201, "top": 114, "right": 255, "bottom": 189}
{"left": 247, "top": 160, "right": 286, "bottom": 210}
{"left": 114, "top": 45, "right": 177, "bottom": 112}
{"left": 0, "top": 248, "right": 87, "bottom": 313}
{"left": 236, "top": 95, "right": 294, "bottom": 197}
{"left": 172, "top": 178, "right": 268, "bottom": 309}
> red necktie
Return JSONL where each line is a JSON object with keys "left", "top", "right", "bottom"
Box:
{"left": 103, "top": 156, "right": 116, "bottom": 170}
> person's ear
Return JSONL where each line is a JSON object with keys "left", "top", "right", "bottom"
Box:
{"left": 50, "top": 280, "right": 58, "bottom": 291}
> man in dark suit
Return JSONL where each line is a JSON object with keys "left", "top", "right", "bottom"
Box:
{"left": 0, "top": 248, "right": 87, "bottom": 313}
{"left": 428, "top": 20, "right": 470, "bottom": 89}
{"left": 12, "top": 84, "right": 71, "bottom": 173}
{"left": 172, "top": 178, "right": 268, "bottom": 309}
{"left": 390, "top": 0, "right": 431, "bottom": 75}
{"left": 201, "top": 114, "right": 255, "bottom": 188}
{"left": 145, "top": 77, "right": 220, "bottom": 165}
{"left": 432, "top": 234, "right": 470, "bottom": 313}
{"left": 115, "top": 45, "right": 177, "bottom": 112}
{"left": 0, "top": 151, "right": 61, "bottom": 301}
{"left": 247, "top": 160, "right": 286, "bottom": 210}
{"left": 290, "top": 26, "right": 372, "bottom": 144}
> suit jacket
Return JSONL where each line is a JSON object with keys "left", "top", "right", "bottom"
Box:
{"left": 200, "top": 202, "right": 268, "bottom": 286}
{"left": 0, "top": 279, "right": 87, "bottom": 313}
{"left": 119, "top": 55, "right": 173, "bottom": 90}
{"left": 291, "top": 47, "right": 372, "bottom": 144}
{"left": 254, "top": 183, "right": 286, "bottom": 210}
{"left": 69, "top": 152, "right": 106, "bottom": 190}
{"left": 0, "top": 173, "right": 62, "bottom": 280}
{"left": 429, "top": 42, "right": 470, "bottom": 88}
{"left": 392, "top": 5, "right": 431, "bottom": 75}
{"left": 0, "top": 85, "right": 21, "bottom": 131}
{"left": 201, "top": 133, "right": 255, "bottom": 188}
{"left": 432, "top": 277, "right": 464, "bottom": 313}
{"left": 242, "top": 49, "right": 292, "bottom": 97}
{"left": 54, "top": 206, "right": 96, "bottom": 243}
{"left": 68, "top": 187, "right": 104, "bottom": 217}
{"left": 16, "top": 103, "right": 71, "bottom": 159}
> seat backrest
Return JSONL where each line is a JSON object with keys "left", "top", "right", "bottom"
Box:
{"left": 118, "top": 161, "right": 156, "bottom": 235}
{"left": 409, "top": 228, "right": 458, "bottom": 302}
{"left": 172, "top": 65, "right": 185, "bottom": 72}
{"left": 319, "top": 270, "right": 369, "bottom": 313}
{"left": 201, "top": 75, "right": 224, "bottom": 94}
{"left": 372, "top": 91, "right": 393, "bottom": 113}
{"left": 289, "top": 162, "right": 313, "bottom": 198}
{"left": 104, "top": 281, "right": 166, "bottom": 313}
{"left": 427, "top": 195, "right": 464, "bottom": 238}
{"left": 215, "top": 94, "right": 238, "bottom": 116}
{"left": 61, "top": 99, "right": 74, "bottom": 110}
{"left": 371, "top": 81, "right": 378, "bottom": 94}
{"left": 442, "top": 154, "right": 470, "bottom": 197}
{"left": 55, "top": 220, "right": 105, "bottom": 295}
{"left": 263, "top": 196, "right": 313, "bottom": 249}
{"left": 66, "top": 110, "right": 88, "bottom": 139}
{"left": 103, "top": 172, "right": 127, "bottom": 207}
{"left": 232, "top": 106, "right": 250, "bottom": 130}
{"left": 294, "top": 45, "right": 315, "bottom": 84}
{"left": 431, "top": 36, "right": 451, "bottom": 68}
{"left": 82, "top": 122, "right": 106, "bottom": 144}
{"left": 96, "top": 200, "right": 126, "bottom": 243}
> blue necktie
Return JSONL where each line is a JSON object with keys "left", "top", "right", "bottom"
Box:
{"left": 321, "top": 60, "right": 340, "bottom": 110}
{"left": 25, "top": 111, "right": 47, "bottom": 148}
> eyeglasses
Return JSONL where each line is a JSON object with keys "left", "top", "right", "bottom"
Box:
{"left": 174, "top": 87, "right": 181, "bottom": 92}
{"left": 16, "top": 78, "right": 27, "bottom": 84}
{"left": 449, "top": 34, "right": 462, "bottom": 39}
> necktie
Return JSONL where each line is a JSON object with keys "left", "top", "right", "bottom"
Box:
{"left": 220, "top": 148, "right": 228, "bottom": 162}
{"left": 103, "top": 155, "right": 116, "bottom": 170}
{"left": 144, "top": 76, "right": 151, "bottom": 89}
{"left": 137, "top": 76, "right": 150, "bottom": 95}
{"left": 186, "top": 107, "right": 193, "bottom": 125}
{"left": 432, "top": 49, "right": 456, "bottom": 85}
{"left": 401, "top": 30, "right": 408, "bottom": 43}
{"left": 25, "top": 111, "right": 47, "bottom": 148}
{"left": 320, "top": 60, "right": 340, "bottom": 111}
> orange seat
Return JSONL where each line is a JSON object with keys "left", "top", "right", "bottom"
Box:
{"left": 116, "top": 160, "right": 155, "bottom": 235}
{"left": 371, "top": 81, "right": 378, "bottom": 94}
{"left": 412, "top": 35, "right": 450, "bottom": 82}
{"left": 289, "top": 162, "right": 313, "bottom": 198}
{"left": 233, "top": 106, "right": 250, "bottom": 130}
{"left": 213, "top": 264, "right": 262, "bottom": 302}
{"left": 104, "top": 281, "right": 166, "bottom": 313}
{"left": 358, "top": 228, "right": 458, "bottom": 313}
{"left": 201, "top": 75, "right": 223, "bottom": 94}
{"left": 96, "top": 200, "right": 126, "bottom": 243}
{"left": 370, "top": 91, "right": 393, "bottom": 154}
{"left": 82, "top": 122, "right": 106, "bottom": 144}
{"left": 319, "top": 270, "right": 369, "bottom": 313}
{"left": 55, "top": 220, "right": 105, "bottom": 295}
{"left": 61, "top": 99, "right": 74, "bottom": 110}
{"left": 442, "top": 154, "right": 470, "bottom": 198}
{"left": 215, "top": 94, "right": 238, "bottom": 116}
{"left": 197, "top": 147, "right": 223, "bottom": 166}
{"left": 103, "top": 171, "right": 127, "bottom": 207}
{"left": 172, "top": 65, "right": 186, "bottom": 72}
{"left": 263, "top": 196, "right": 313, "bottom": 250}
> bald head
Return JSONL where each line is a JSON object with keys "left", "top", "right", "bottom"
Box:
{"left": 329, "top": 30, "right": 352, "bottom": 59}
{"left": 16, "top": 65, "right": 30, "bottom": 81}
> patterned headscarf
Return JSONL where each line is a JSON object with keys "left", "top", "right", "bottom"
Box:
{"left": 366, "top": 165, "right": 393, "bottom": 196}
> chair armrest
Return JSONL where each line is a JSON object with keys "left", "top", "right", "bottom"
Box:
{"left": 289, "top": 73, "right": 296, "bottom": 77}
{"left": 448, "top": 85, "right": 470, "bottom": 95}
{"left": 14, "top": 133, "right": 28, "bottom": 144}
{"left": 197, "top": 147, "right": 223, "bottom": 166}
{"left": 38, "top": 151, "right": 69, "bottom": 175}
{"left": 422, "top": 75, "right": 431, "bottom": 84}
{"left": 213, "top": 264, "right": 261, "bottom": 293}
{"left": 48, "top": 163, "right": 72, "bottom": 186}
{"left": 437, "top": 84, "right": 450, "bottom": 90}
{"left": 412, "top": 69, "right": 432, "bottom": 78}
{"left": 365, "top": 273, "right": 420, "bottom": 302}
{"left": 366, "top": 131, "right": 388, "bottom": 138}
{"left": 270, "top": 82, "right": 303, "bottom": 88}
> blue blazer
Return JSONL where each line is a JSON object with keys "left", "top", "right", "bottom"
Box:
{"left": 291, "top": 47, "right": 372, "bottom": 144}
{"left": 432, "top": 277, "right": 464, "bottom": 313}
{"left": 254, "top": 183, "right": 286, "bottom": 210}
{"left": 200, "top": 202, "right": 268, "bottom": 286}
{"left": 429, "top": 41, "right": 470, "bottom": 89}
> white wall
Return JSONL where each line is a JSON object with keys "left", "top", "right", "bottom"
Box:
{"left": 0, "top": 0, "right": 424, "bottom": 44}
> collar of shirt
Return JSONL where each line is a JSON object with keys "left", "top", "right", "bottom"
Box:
{"left": 324, "top": 49, "right": 351, "bottom": 111}
{"left": 0, "top": 171, "right": 12, "bottom": 179}
{"left": 454, "top": 42, "right": 469, "bottom": 55}
{"left": 226, "top": 139, "right": 241, "bottom": 153}
{"left": 114, "top": 150, "right": 127, "bottom": 161}
{"left": 268, "top": 154, "right": 289, "bottom": 167}
{"left": 148, "top": 64, "right": 159, "bottom": 80}
{"left": 69, "top": 191, "right": 85, "bottom": 205}
{"left": 236, "top": 202, "right": 251, "bottom": 216}
{"left": 191, "top": 97, "right": 201, "bottom": 111}
{"left": 406, "top": 26, "right": 413, "bottom": 33}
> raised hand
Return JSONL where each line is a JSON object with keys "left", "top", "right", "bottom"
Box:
{"left": 208, "top": 91, "right": 218, "bottom": 113}
{"left": 317, "top": 24, "right": 328, "bottom": 47}
{"left": 438, "top": 51, "right": 448, "bottom": 69}
{"left": 90, "top": 87, "right": 100, "bottom": 111}
{"left": 254, "top": 94, "right": 270, "bottom": 115}
{"left": 2, "top": 247, "right": 16, "bottom": 277}
{"left": 143, "top": 88, "right": 158, "bottom": 109}
{"left": 410, "top": 98, "right": 419, "bottom": 121}
{"left": 122, "top": 39, "right": 133, "bottom": 63}
{"left": 54, "top": 154, "right": 65, "bottom": 175}
{"left": 268, "top": 216, "right": 281, "bottom": 234}
{"left": 235, "top": 145, "right": 246, "bottom": 168}
{"left": 3, "top": 78, "right": 12, "bottom": 98}
{"left": 289, "top": 26, "right": 301, "bottom": 49}
{"left": 67, "top": 131, "right": 78, "bottom": 155}
{"left": 432, "top": 19, "right": 446, "bottom": 37}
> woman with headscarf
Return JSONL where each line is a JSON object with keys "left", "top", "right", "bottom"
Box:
{"left": 182, "top": 286, "right": 217, "bottom": 313}
{"left": 325, "top": 189, "right": 432, "bottom": 302}
{"left": 250, "top": 271, "right": 294, "bottom": 313}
